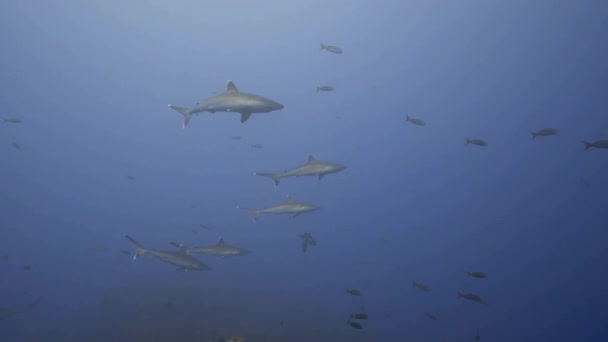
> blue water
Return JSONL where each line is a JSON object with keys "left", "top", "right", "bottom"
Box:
{"left": 1, "top": 1, "right": 608, "bottom": 341}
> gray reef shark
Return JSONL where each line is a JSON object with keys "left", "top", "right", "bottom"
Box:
{"left": 168, "top": 80, "right": 284, "bottom": 128}
{"left": 255, "top": 154, "right": 347, "bottom": 187}
{"left": 238, "top": 195, "right": 320, "bottom": 222}
{"left": 124, "top": 235, "right": 210, "bottom": 271}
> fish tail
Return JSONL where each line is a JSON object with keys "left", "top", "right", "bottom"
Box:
{"left": 168, "top": 105, "right": 192, "bottom": 128}
{"left": 254, "top": 172, "right": 280, "bottom": 187}
{"left": 405, "top": 115, "right": 411, "bottom": 122}
{"left": 237, "top": 206, "right": 259, "bottom": 222}
{"left": 531, "top": 132, "right": 538, "bottom": 139}
{"left": 320, "top": 43, "right": 325, "bottom": 50}
{"left": 467, "top": 272, "right": 471, "bottom": 277}
{"left": 582, "top": 141, "right": 594, "bottom": 150}
{"left": 465, "top": 138, "right": 471, "bottom": 145}
{"left": 124, "top": 235, "right": 147, "bottom": 259}
{"left": 457, "top": 292, "right": 463, "bottom": 299}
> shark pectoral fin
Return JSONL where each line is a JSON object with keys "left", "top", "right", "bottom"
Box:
{"left": 318, "top": 174, "right": 325, "bottom": 180}
{"left": 293, "top": 213, "right": 300, "bottom": 218}
{"left": 240, "top": 112, "right": 252, "bottom": 123}
{"left": 176, "top": 267, "right": 186, "bottom": 271}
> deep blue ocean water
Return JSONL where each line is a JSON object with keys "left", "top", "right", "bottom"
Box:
{"left": 1, "top": 1, "right": 608, "bottom": 341}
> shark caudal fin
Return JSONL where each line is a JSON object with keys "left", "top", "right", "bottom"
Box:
{"left": 465, "top": 138, "right": 472, "bottom": 145}
{"left": 531, "top": 132, "right": 538, "bottom": 139}
{"left": 237, "top": 206, "right": 259, "bottom": 222}
{"left": 168, "top": 105, "right": 192, "bottom": 128}
{"left": 320, "top": 43, "right": 326, "bottom": 50}
{"left": 582, "top": 141, "right": 594, "bottom": 150}
{"left": 254, "top": 172, "right": 280, "bottom": 187}
{"left": 124, "top": 235, "right": 147, "bottom": 259}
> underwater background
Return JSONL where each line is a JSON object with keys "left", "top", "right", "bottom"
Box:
{"left": 1, "top": 1, "right": 608, "bottom": 341}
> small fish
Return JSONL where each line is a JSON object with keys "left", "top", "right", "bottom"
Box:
{"left": 457, "top": 291, "right": 488, "bottom": 305}
{"left": 23, "top": 264, "right": 32, "bottom": 271}
{"left": 250, "top": 144, "right": 264, "bottom": 149}
{"left": 300, "top": 232, "right": 317, "bottom": 253}
{"left": 126, "top": 176, "right": 135, "bottom": 181}
{"left": 232, "top": 136, "right": 242, "bottom": 140}
{"left": 412, "top": 281, "right": 430, "bottom": 292}
{"left": 199, "top": 224, "right": 210, "bottom": 230}
{"left": 316, "top": 86, "right": 334, "bottom": 92}
{"left": 531, "top": 128, "right": 557, "bottom": 139}
{"left": 350, "top": 313, "right": 368, "bottom": 319}
{"left": 347, "top": 319, "right": 363, "bottom": 330}
{"left": 405, "top": 115, "right": 426, "bottom": 126}
{"left": 465, "top": 138, "right": 487, "bottom": 146}
{"left": 425, "top": 312, "right": 437, "bottom": 320}
{"left": 320, "top": 43, "right": 343, "bottom": 54}
{"left": 2, "top": 118, "right": 22, "bottom": 124}
{"left": 582, "top": 140, "right": 608, "bottom": 150}
{"left": 12, "top": 142, "right": 20, "bottom": 149}
{"left": 467, "top": 271, "right": 487, "bottom": 278}
{"left": 346, "top": 289, "right": 363, "bottom": 296}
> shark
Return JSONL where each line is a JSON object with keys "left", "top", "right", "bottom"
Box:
{"left": 168, "top": 80, "right": 284, "bottom": 128}
{"left": 124, "top": 235, "right": 211, "bottom": 271}
{"left": 255, "top": 154, "right": 347, "bottom": 187}
{"left": 237, "top": 195, "right": 320, "bottom": 222}
{"left": 0, "top": 297, "right": 42, "bottom": 320}
{"left": 184, "top": 238, "right": 251, "bottom": 258}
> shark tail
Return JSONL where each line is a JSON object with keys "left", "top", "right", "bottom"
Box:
{"left": 467, "top": 272, "right": 472, "bottom": 277}
{"left": 237, "top": 206, "right": 259, "bottom": 222}
{"left": 582, "top": 141, "right": 594, "bottom": 150}
{"left": 254, "top": 172, "right": 280, "bottom": 187}
{"left": 124, "top": 235, "right": 147, "bottom": 259}
{"left": 465, "top": 138, "right": 472, "bottom": 145}
{"left": 168, "top": 105, "right": 192, "bottom": 129}
{"left": 320, "top": 43, "right": 325, "bottom": 50}
{"left": 531, "top": 132, "right": 538, "bottom": 139}
{"left": 457, "top": 292, "right": 463, "bottom": 299}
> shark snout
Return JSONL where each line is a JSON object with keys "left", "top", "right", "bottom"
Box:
{"left": 272, "top": 102, "right": 284, "bottom": 110}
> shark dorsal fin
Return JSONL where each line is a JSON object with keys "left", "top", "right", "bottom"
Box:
{"left": 307, "top": 154, "right": 316, "bottom": 163}
{"left": 287, "top": 195, "right": 295, "bottom": 203}
{"left": 226, "top": 81, "right": 239, "bottom": 93}
{"left": 218, "top": 237, "right": 226, "bottom": 246}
